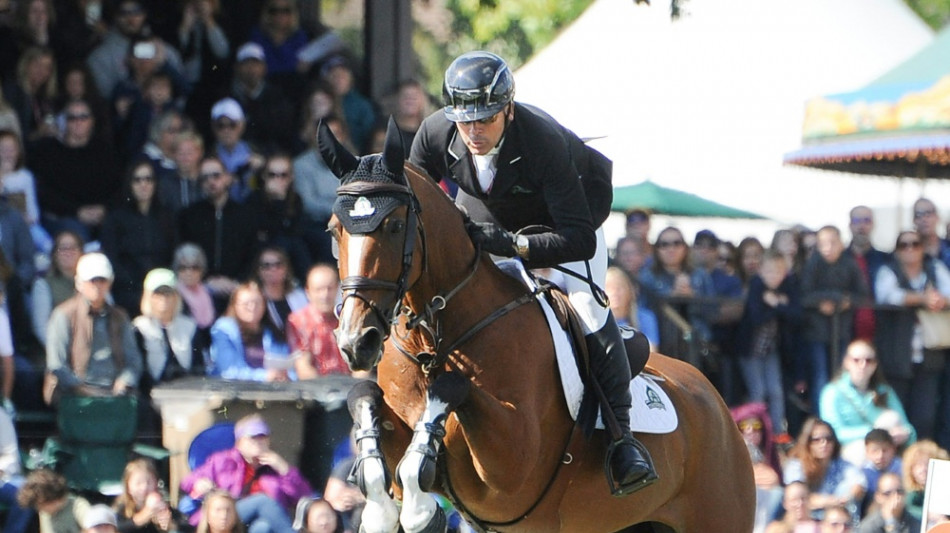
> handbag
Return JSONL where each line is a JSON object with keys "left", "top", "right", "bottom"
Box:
{"left": 917, "top": 309, "right": 950, "bottom": 349}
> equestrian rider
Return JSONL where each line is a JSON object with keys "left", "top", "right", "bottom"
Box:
{"left": 409, "top": 51, "right": 657, "bottom": 495}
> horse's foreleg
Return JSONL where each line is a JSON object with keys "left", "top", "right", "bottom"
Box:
{"left": 346, "top": 381, "right": 400, "bottom": 533}
{"left": 397, "top": 372, "right": 470, "bottom": 533}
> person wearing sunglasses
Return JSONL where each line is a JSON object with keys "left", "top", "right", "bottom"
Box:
{"left": 856, "top": 471, "right": 919, "bottom": 533}
{"left": 911, "top": 198, "right": 950, "bottom": 269}
{"left": 409, "top": 50, "right": 656, "bottom": 496}
{"left": 874, "top": 229, "right": 950, "bottom": 445}
{"left": 731, "top": 402, "right": 784, "bottom": 532}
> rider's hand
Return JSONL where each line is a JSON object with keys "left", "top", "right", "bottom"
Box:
{"left": 466, "top": 221, "right": 517, "bottom": 257}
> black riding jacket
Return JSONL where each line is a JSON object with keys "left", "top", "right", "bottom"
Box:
{"left": 409, "top": 102, "right": 610, "bottom": 268}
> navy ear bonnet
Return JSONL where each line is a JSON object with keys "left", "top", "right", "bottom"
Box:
{"left": 333, "top": 154, "right": 409, "bottom": 234}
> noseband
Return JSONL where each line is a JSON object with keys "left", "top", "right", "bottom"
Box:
{"left": 336, "top": 180, "right": 422, "bottom": 336}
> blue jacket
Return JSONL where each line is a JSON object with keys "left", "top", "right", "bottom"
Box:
{"left": 209, "top": 317, "right": 290, "bottom": 381}
{"left": 819, "top": 374, "right": 916, "bottom": 447}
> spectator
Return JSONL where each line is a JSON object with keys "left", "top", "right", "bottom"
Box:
{"left": 855, "top": 472, "right": 919, "bottom": 533}
{"left": 86, "top": 0, "right": 183, "bottom": 100}
{"left": 0, "top": 406, "right": 31, "bottom": 533}
{"left": 604, "top": 265, "right": 659, "bottom": 348}
{"left": 172, "top": 242, "right": 218, "bottom": 332}
{"left": 176, "top": 0, "right": 230, "bottom": 132}
{"left": 874, "top": 229, "right": 950, "bottom": 441}
{"left": 321, "top": 448, "right": 363, "bottom": 533}
{"left": 0, "top": 85, "right": 22, "bottom": 136}
{"left": 801, "top": 226, "right": 868, "bottom": 412}
{"left": 248, "top": 0, "right": 309, "bottom": 102}
{"left": 770, "top": 228, "right": 807, "bottom": 278}
{"left": 387, "top": 79, "right": 431, "bottom": 155}
{"left": 228, "top": 42, "right": 294, "bottom": 154}
{"left": 253, "top": 246, "right": 306, "bottom": 343}
{"left": 291, "top": 497, "right": 343, "bottom": 533}
{"left": 847, "top": 206, "right": 888, "bottom": 343}
{"left": 288, "top": 264, "right": 350, "bottom": 379}
{"left": 159, "top": 130, "right": 205, "bottom": 213}
{"left": 911, "top": 198, "right": 950, "bottom": 268}
{"left": 783, "top": 418, "right": 867, "bottom": 522}
{"left": 209, "top": 281, "right": 290, "bottom": 382}
{"left": 177, "top": 156, "right": 259, "bottom": 294}
{"left": 765, "top": 481, "right": 819, "bottom": 533}
{"left": 0, "top": 286, "right": 16, "bottom": 409}
{"left": 731, "top": 402, "right": 784, "bottom": 531}
{"left": 737, "top": 236, "right": 766, "bottom": 289}
{"left": 738, "top": 250, "right": 801, "bottom": 435}
{"left": 140, "top": 109, "right": 189, "bottom": 184}
{"left": 295, "top": 83, "right": 340, "bottom": 156}
{"left": 83, "top": 504, "right": 118, "bottom": 533}
{"left": 819, "top": 339, "right": 914, "bottom": 464}
{"left": 45, "top": 252, "right": 143, "bottom": 403}
{"left": 637, "top": 226, "right": 716, "bottom": 357}
{"left": 133, "top": 268, "right": 206, "bottom": 396}
{"left": 0, "top": 128, "right": 51, "bottom": 253}
{"left": 613, "top": 235, "right": 648, "bottom": 281}
{"left": 17, "top": 468, "right": 92, "bottom": 533}
{"left": 209, "top": 97, "right": 263, "bottom": 200}
{"left": 0, "top": 181, "right": 36, "bottom": 285}
{"left": 718, "top": 240, "right": 739, "bottom": 278}
{"left": 31, "top": 229, "right": 82, "bottom": 341}
{"left": 292, "top": 109, "right": 340, "bottom": 264}
{"left": 820, "top": 505, "right": 853, "bottom": 532}
{"left": 30, "top": 98, "right": 120, "bottom": 242}
{"left": 58, "top": 63, "right": 113, "bottom": 139}
{"left": 100, "top": 160, "right": 175, "bottom": 313}
{"left": 901, "top": 440, "right": 949, "bottom": 523}
{"left": 623, "top": 208, "right": 652, "bottom": 259}
{"left": 53, "top": 1, "right": 107, "bottom": 69}
{"left": 3, "top": 45, "right": 58, "bottom": 142}
{"left": 860, "top": 429, "right": 903, "bottom": 513}
{"left": 112, "top": 458, "right": 185, "bottom": 533}
{"left": 247, "top": 154, "right": 312, "bottom": 280}
{"left": 319, "top": 55, "right": 375, "bottom": 154}
{"left": 180, "top": 414, "right": 312, "bottom": 531}
{"left": 194, "top": 490, "right": 243, "bottom": 533}
{"left": 693, "top": 228, "right": 745, "bottom": 405}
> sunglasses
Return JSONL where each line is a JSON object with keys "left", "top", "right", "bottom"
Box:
{"left": 459, "top": 112, "right": 502, "bottom": 126}
{"left": 259, "top": 260, "right": 284, "bottom": 269}
{"left": 177, "top": 264, "right": 201, "bottom": 272}
{"left": 265, "top": 170, "right": 290, "bottom": 179}
{"left": 879, "top": 488, "right": 905, "bottom": 497}
{"left": 214, "top": 121, "right": 238, "bottom": 130}
{"left": 850, "top": 216, "right": 872, "bottom": 224}
{"left": 66, "top": 113, "right": 92, "bottom": 122}
{"left": 809, "top": 435, "right": 833, "bottom": 443}
{"left": 200, "top": 171, "right": 225, "bottom": 180}
{"left": 656, "top": 239, "right": 685, "bottom": 249}
{"left": 738, "top": 419, "right": 762, "bottom": 432}
{"left": 914, "top": 209, "right": 936, "bottom": 219}
{"left": 897, "top": 240, "right": 921, "bottom": 250}
{"left": 848, "top": 356, "right": 877, "bottom": 365}
{"left": 132, "top": 174, "right": 154, "bottom": 183}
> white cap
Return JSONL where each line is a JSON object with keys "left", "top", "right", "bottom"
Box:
{"left": 211, "top": 98, "right": 245, "bottom": 122}
{"left": 76, "top": 252, "right": 114, "bottom": 282}
{"left": 236, "top": 42, "right": 266, "bottom": 62}
{"left": 82, "top": 504, "right": 118, "bottom": 529}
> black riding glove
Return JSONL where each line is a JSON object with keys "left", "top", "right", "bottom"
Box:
{"left": 466, "top": 221, "right": 517, "bottom": 257}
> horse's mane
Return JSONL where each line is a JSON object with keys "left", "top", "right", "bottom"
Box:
{"left": 403, "top": 161, "right": 469, "bottom": 232}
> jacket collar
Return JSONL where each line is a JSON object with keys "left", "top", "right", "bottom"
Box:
{"left": 446, "top": 123, "right": 523, "bottom": 197}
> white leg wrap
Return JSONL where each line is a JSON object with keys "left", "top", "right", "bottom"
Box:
{"left": 398, "top": 398, "right": 449, "bottom": 533}
{"left": 355, "top": 406, "right": 399, "bottom": 533}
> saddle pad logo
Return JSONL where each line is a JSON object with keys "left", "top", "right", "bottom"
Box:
{"left": 644, "top": 387, "right": 666, "bottom": 410}
{"left": 349, "top": 197, "right": 376, "bottom": 218}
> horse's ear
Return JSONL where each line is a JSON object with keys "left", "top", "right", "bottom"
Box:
{"left": 317, "top": 120, "right": 359, "bottom": 179}
{"left": 382, "top": 116, "right": 406, "bottom": 179}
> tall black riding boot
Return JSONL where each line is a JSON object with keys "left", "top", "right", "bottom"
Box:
{"left": 585, "top": 313, "right": 658, "bottom": 496}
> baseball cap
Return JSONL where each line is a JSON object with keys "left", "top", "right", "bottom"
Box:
{"left": 83, "top": 504, "right": 118, "bottom": 529}
{"left": 694, "top": 229, "right": 720, "bottom": 247}
{"left": 211, "top": 98, "right": 245, "bottom": 122}
{"left": 76, "top": 253, "right": 114, "bottom": 282}
{"left": 143, "top": 268, "right": 176, "bottom": 293}
{"left": 234, "top": 417, "right": 270, "bottom": 439}
{"left": 236, "top": 42, "right": 266, "bottom": 63}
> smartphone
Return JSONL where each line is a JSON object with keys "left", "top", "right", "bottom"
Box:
{"left": 133, "top": 41, "right": 157, "bottom": 60}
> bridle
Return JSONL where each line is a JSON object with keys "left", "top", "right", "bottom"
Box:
{"left": 336, "top": 180, "right": 424, "bottom": 338}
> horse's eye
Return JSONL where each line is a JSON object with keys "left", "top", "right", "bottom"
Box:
{"left": 390, "top": 220, "right": 405, "bottom": 234}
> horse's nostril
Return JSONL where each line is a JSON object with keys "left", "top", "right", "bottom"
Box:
{"left": 358, "top": 327, "right": 383, "bottom": 354}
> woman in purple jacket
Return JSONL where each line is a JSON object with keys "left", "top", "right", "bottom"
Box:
{"left": 181, "top": 415, "right": 312, "bottom": 533}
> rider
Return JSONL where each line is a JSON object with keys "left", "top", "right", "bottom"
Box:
{"left": 409, "top": 51, "right": 657, "bottom": 495}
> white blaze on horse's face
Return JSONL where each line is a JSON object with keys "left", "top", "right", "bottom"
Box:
{"left": 338, "top": 233, "right": 368, "bottom": 330}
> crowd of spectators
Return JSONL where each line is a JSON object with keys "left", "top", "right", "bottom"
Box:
{"left": 617, "top": 200, "right": 950, "bottom": 531}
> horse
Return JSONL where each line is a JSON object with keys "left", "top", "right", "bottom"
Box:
{"left": 319, "top": 118, "right": 755, "bottom": 533}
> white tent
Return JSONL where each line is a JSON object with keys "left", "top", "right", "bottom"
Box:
{"left": 516, "top": 0, "right": 943, "bottom": 246}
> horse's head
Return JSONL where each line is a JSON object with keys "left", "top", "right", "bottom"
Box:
{"left": 320, "top": 117, "right": 421, "bottom": 371}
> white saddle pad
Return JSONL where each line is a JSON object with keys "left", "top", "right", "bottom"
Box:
{"left": 496, "top": 260, "right": 678, "bottom": 434}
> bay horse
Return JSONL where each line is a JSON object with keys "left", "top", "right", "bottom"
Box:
{"left": 320, "top": 118, "right": 755, "bottom": 533}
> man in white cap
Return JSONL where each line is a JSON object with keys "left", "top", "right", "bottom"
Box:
{"left": 45, "top": 252, "right": 143, "bottom": 403}
{"left": 210, "top": 97, "right": 263, "bottom": 201}
{"left": 229, "top": 42, "right": 295, "bottom": 153}
{"left": 82, "top": 504, "right": 118, "bottom": 533}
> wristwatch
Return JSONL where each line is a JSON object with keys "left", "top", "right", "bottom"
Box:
{"left": 514, "top": 235, "right": 530, "bottom": 260}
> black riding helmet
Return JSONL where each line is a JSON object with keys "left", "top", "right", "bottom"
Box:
{"left": 442, "top": 51, "right": 514, "bottom": 123}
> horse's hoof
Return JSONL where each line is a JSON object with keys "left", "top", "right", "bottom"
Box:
{"left": 428, "top": 372, "right": 470, "bottom": 410}
{"left": 348, "top": 380, "right": 384, "bottom": 419}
